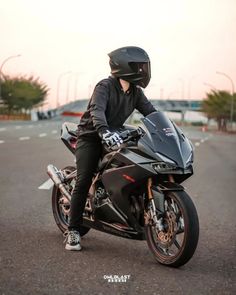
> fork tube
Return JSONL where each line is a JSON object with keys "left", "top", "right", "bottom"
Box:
{"left": 169, "top": 174, "right": 175, "bottom": 182}
{"left": 147, "top": 177, "right": 163, "bottom": 230}
{"left": 147, "top": 178, "right": 153, "bottom": 200}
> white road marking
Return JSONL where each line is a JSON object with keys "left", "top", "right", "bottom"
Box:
{"left": 0, "top": 140, "right": 5, "bottom": 144}
{"left": 0, "top": 127, "right": 6, "bottom": 132}
{"left": 195, "top": 142, "right": 200, "bottom": 147}
{"left": 51, "top": 130, "right": 57, "bottom": 134}
{"left": 38, "top": 179, "right": 54, "bottom": 190}
{"left": 19, "top": 136, "right": 30, "bottom": 141}
{"left": 39, "top": 133, "right": 47, "bottom": 137}
{"left": 28, "top": 125, "right": 33, "bottom": 128}
{"left": 15, "top": 126, "right": 22, "bottom": 129}
{"left": 200, "top": 139, "right": 205, "bottom": 143}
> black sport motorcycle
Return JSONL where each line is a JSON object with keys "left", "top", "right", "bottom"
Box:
{"left": 47, "top": 111, "right": 199, "bottom": 267}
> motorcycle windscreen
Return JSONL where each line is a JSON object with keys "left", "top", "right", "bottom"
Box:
{"left": 140, "top": 111, "right": 193, "bottom": 168}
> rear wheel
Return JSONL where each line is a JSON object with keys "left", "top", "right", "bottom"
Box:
{"left": 145, "top": 190, "right": 199, "bottom": 267}
{"left": 51, "top": 166, "right": 90, "bottom": 236}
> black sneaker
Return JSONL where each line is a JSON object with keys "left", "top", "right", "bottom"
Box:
{"left": 64, "top": 230, "right": 82, "bottom": 251}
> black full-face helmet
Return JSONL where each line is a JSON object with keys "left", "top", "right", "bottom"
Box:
{"left": 108, "top": 46, "right": 151, "bottom": 88}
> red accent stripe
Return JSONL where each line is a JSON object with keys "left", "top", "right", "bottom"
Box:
{"left": 122, "top": 174, "right": 136, "bottom": 183}
{"left": 61, "top": 111, "right": 83, "bottom": 117}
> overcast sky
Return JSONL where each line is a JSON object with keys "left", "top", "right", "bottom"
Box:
{"left": 1, "top": 0, "right": 236, "bottom": 108}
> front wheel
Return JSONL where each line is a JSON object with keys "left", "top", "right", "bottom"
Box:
{"left": 145, "top": 190, "right": 199, "bottom": 267}
{"left": 51, "top": 166, "right": 90, "bottom": 236}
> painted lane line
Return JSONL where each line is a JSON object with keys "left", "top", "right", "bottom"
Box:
{"left": 200, "top": 139, "right": 205, "bottom": 143}
{"left": 19, "top": 136, "right": 30, "bottom": 141}
{"left": 51, "top": 130, "right": 58, "bottom": 134}
{"left": 195, "top": 142, "right": 200, "bottom": 147}
{"left": 28, "top": 125, "right": 34, "bottom": 128}
{"left": 38, "top": 179, "right": 54, "bottom": 190}
{"left": 0, "top": 140, "right": 5, "bottom": 144}
{"left": 15, "top": 126, "right": 22, "bottom": 129}
{"left": 39, "top": 133, "right": 47, "bottom": 137}
{"left": 0, "top": 127, "right": 6, "bottom": 132}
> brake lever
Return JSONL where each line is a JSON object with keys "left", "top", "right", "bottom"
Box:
{"left": 124, "top": 127, "right": 145, "bottom": 140}
{"left": 136, "top": 126, "right": 145, "bottom": 136}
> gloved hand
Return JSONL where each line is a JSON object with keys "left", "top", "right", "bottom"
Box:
{"left": 101, "top": 130, "right": 123, "bottom": 148}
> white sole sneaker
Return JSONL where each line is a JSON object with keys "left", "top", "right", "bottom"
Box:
{"left": 65, "top": 243, "right": 82, "bottom": 251}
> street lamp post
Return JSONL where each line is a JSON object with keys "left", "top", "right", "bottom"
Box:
{"left": 203, "top": 82, "right": 217, "bottom": 91}
{"left": 66, "top": 73, "right": 71, "bottom": 104}
{"left": 187, "top": 76, "right": 197, "bottom": 100}
{"left": 56, "top": 71, "right": 71, "bottom": 108}
{"left": 73, "top": 72, "right": 84, "bottom": 101}
{"left": 187, "top": 76, "right": 196, "bottom": 109}
{"left": 216, "top": 71, "right": 235, "bottom": 129}
{"left": 178, "top": 78, "right": 185, "bottom": 100}
{"left": 0, "top": 54, "right": 21, "bottom": 100}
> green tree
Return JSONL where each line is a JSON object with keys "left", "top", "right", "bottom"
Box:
{"left": 1, "top": 75, "right": 49, "bottom": 114}
{"left": 202, "top": 90, "right": 235, "bottom": 131}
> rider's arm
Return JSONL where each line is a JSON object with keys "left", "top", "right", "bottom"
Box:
{"left": 89, "top": 82, "right": 109, "bottom": 135}
{"left": 135, "top": 87, "right": 156, "bottom": 116}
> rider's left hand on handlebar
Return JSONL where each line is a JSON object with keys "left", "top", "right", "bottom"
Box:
{"left": 101, "top": 130, "right": 123, "bottom": 148}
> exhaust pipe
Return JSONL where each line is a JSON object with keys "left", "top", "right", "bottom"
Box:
{"left": 47, "top": 164, "right": 64, "bottom": 185}
{"left": 47, "top": 164, "right": 71, "bottom": 201}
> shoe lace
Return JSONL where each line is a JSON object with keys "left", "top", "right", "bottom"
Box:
{"left": 64, "top": 230, "right": 80, "bottom": 244}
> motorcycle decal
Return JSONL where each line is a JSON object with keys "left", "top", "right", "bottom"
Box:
{"left": 162, "top": 127, "right": 175, "bottom": 137}
{"left": 122, "top": 174, "right": 135, "bottom": 183}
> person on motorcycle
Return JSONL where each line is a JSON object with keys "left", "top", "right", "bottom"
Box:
{"left": 65, "top": 46, "right": 157, "bottom": 250}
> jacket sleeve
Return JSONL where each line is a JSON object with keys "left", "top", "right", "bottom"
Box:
{"left": 89, "top": 82, "right": 109, "bottom": 135}
{"left": 135, "top": 87, "right": 156, "bottom": 116}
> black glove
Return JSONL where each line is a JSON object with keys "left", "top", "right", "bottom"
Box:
{"left": 101, "top": 130, "right": 123, "bottom": 148}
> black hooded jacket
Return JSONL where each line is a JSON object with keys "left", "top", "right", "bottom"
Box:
{"left": 77, "top": 76, "right": 156, "bottom": 140}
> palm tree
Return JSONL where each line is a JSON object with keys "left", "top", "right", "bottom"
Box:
{"left": 202, "top": 90, "right": 235, "bottom": 131}
{"left": 1, "top": 75, "right": 49, "bottom": 116}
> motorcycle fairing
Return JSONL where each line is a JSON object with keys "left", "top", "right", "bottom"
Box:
{"left": 101, "top": 148, "right": 156, "bottom": 230}
{"left": 140, "top": 111, "right": 193, "bottom": 169}
{"left": 82, "top": 217, "right": 146, "bottom": 240}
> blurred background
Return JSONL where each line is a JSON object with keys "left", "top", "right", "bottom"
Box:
{"left": 0, "top": 0, "right": 236, "bottom": 131}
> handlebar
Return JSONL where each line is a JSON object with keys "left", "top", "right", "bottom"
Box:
{"left": 119, "top": 127, "right": 144, "bottom": 142}
{"left": 102, "top": 127, "right": 145, "bottom": 152}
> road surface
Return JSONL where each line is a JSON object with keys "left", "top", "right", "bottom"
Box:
{"left": 0, "top": 119, "right": 235, "bottom": 295}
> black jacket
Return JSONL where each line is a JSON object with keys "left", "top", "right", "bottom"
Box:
{"left": 78, "top": 76, "right": 156, "bottom": 139}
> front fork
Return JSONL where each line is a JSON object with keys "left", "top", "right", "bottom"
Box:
{"left": 146, "top": 178, "right": 165, "bottom": 231}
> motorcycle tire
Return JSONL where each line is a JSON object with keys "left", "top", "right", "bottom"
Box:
{"left": 145, "top": 190, "right": 199, "bottom": 267}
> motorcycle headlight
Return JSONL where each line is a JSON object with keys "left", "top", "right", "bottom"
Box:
{"left": 152, "top": 162, "right": 177, "bottom": 173}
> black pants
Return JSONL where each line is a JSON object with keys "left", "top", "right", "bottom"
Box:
{"left": 68, "top": 138, "right": 103, "bottom": 231}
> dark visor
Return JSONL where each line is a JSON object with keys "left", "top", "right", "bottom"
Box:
{"left": 129, "top": 62, "right": 150, "bottom": 75}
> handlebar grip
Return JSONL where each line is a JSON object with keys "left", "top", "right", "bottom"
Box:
{"left": 120, "top": 127, "right": 144, "bottom": 141}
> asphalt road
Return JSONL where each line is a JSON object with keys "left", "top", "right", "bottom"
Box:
{"left": 0, "top": 119, "right": 235, "bottom": 295}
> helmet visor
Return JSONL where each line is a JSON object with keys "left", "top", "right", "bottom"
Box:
{"left": 129, "top": 62, "right": 150, "bottom": 75}
{"left": 129, "top": 62, "right": 151, "bottom": 88}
